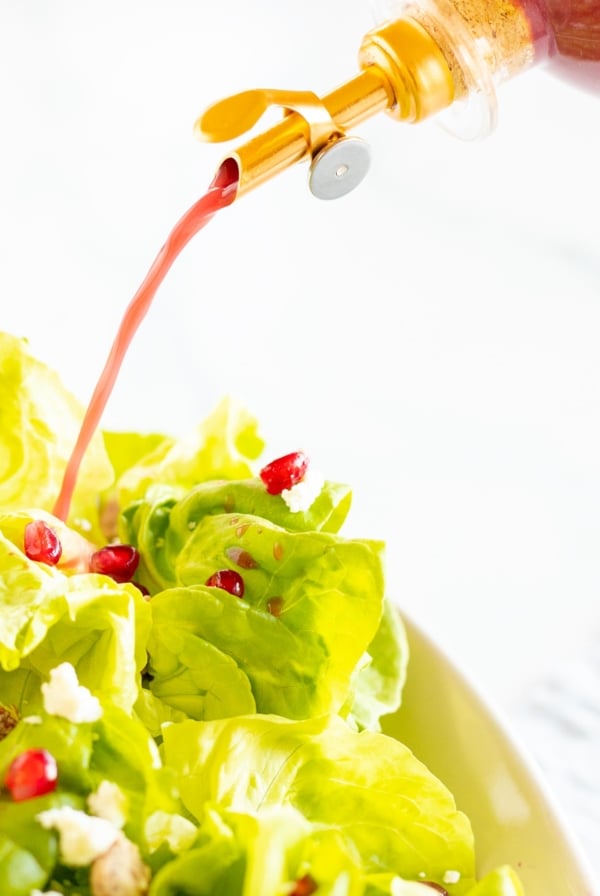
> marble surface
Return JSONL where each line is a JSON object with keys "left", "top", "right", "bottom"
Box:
{"left": 512, "top": 647, "right": 600, "bottom": 877}
{"left": 1, "top": 0, "right": 600, "bottom": 882}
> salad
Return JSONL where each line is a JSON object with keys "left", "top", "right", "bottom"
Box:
{"left": 0, "top": 331, "right": 525, "bottom": 896}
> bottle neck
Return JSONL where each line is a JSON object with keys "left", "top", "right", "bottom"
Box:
{"left": 374, "top": 0, "right": 546, "bottom": 94}
{"left": 365, "top": 0, "right": 553, "bottom": 138}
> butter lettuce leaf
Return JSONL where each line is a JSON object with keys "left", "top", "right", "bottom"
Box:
{"left": 0, "top": 522, "right": 150, "bottom": 715}
{"left": 0, "top": 331, "right": 114, "bottom": 539}
{"left": 343, "top": 597, "right": 409, "bottom": 732}
{"left": 150, "top": 805, "right": 364, "bottom": 896}
{"left": 111, "top": 397, "right": 264, "bottom": 509}
{"left": 122, "top": 476, "right": 352, "bottom": 594}
{"left": 127, "top": 471, "right": 387, "bottom": 724}
{"left": 161, "top": 714, "right": 477, "bottom": 893}
{"left": 0, "top": 791, "right": 81, "bottom": 896}
{"left": 144, "top": 516, "right": 384, "bottom": 721}
{"left": 0, "top": 702, "right": 183, "bottom": 891}
{"left": 144, "top": 621, "right": 256, "bottom": 724}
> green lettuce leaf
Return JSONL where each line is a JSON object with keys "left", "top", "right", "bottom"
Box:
{"left": 0, "top": 791, "right": 81, "bottom": 896}
{"left": 143, "top": 621, "right": 257, "bottom": 725}
{"left": 161, "top": 713, "right": 477, "bottom": 892}
{"left": 103, "top": 431, "right": 167, "bottom": 482}
{"left": 0, "top": 522, "right": 150, "bottom": 715}
{"left": 149, "top": 807, "right": 244, "bottom": 895}
{"left": 0, "top": 700, "right": 183, "bottom": 867}
{"left": 342, "top": 597, "right": 409, "bottom": 731}
{"left": 124, "top": 465, "right": 387, "bottom": 724}
{"left": 0, "top": 331, "right": 114, "bottom": 539}
{"left": 151, "top": 805, "right": 365, "bottom": 896}
{"left": 111, "top": 397, "right": 264, "bottom": 509}
{"left": 122, "top": 476, "right": 352, "bottom": 594}
{"left": 144, "top": 516, "right": 384, "bottom": 721}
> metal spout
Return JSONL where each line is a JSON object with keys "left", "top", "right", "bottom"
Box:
{"left": 196, "top": 17, "right": 455, "bottom": 199}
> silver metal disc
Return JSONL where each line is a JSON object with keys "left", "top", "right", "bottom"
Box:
{"left": 308, "top": 136, "right": 371, "bottom": 200}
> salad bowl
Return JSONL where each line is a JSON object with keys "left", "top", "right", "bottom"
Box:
{"left": 387, "top": 611, "right": 598, "bottom": 895}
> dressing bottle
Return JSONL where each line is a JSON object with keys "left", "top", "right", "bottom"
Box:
{"left": 196, "top": 0, "right": 600, "bottom": 199}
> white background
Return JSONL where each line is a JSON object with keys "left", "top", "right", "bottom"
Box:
{"left": 2, "top": 0, "right": 600, "bottom": 805}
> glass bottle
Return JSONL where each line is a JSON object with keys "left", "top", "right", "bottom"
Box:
{"left": 370, "top": 0, "right": 600, "bottom": 138}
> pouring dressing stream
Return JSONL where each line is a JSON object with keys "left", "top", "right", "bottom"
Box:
{"left": 52, "top": 161, "right": 239, "bottom": 522}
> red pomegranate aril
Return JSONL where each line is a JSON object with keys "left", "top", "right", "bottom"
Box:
{"left": 24, "top": 520, "right": 62, "bottom": 565}
{"left": 90, "top": 544, "right": 140, "bottom": 583}
{"left": 289, "top": 875, "right": 318, "bottom": 896}
{"left": 5, "top": 748, "right": 58, "bottom": 801}
{"left": 205, "top": 569, "right": 245, "bottom": 598}
{"left": 259, "top": 451, "right": 309, "bottom": 495}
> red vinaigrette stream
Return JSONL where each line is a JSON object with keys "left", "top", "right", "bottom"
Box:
{"left": 52, "top": 159, "right": 239, "bottom": 522}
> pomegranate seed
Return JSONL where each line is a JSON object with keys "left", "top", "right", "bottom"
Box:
{"left": 289, "top": 875, "right": 318, "bottom": 896}
{"left": 205, "top": 569, "right": 245, "bottom": 598}
{"left": 5, "top": 748, "right": 58, "bottom": 801}
{"left": 90, "top": 544, "right": 140, "bottom": 583}
{"left": 259, "top": 451, "right": 309, "bottom": 495}
{"left": 24, "top": 520, "right": 62, "bottom": 565}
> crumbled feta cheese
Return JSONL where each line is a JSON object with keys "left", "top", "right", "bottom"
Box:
{"left": 281, "top": 468, "right": 325, "bottom": 513}
{"left": 87, "top": 780, "right": 127, "bottom": 828}
{"left": 41, "top": 662, "right": 102, "bottom": 723}
{"left": 36, "top": 806, "right": 119, "bottom": 866}
{"left": 443, "top": 870, "right": 461, "bottom": 885}
{"left": 31, "top": 890, "right": 64, "bottom": 896}
{"left": 145, "top": 810, "right": 197, "bottom": 853}
{"left": 22, "top": 714, "right": 43, "bottom": 725}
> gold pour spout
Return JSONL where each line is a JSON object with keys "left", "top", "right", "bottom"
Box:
{"left": 195, "top": 17, "right": 456, "bottom": 200}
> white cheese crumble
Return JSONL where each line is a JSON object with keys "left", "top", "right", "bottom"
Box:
{"left": 281, "top": 468, "right": 325, "bottom": 513}
{"left": 41, "top": 662, "right": 102, "bottom": 723}
{"left": 443, "top": 870, "right": 461, "bottom": 884}
{"left": 31, "top": 890, "right": 64, "bottom": 896}
{"left": 145, "top": 810, "right": 197, "bottom": 854}
{"left": 36, "top": 806, "right": 119, "bottom": 866}
{"left": 22, "top": 714, "right": 43, "bottom": 725}
{"left": 87, "top": 780, "right": 127, "bottom": 828}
